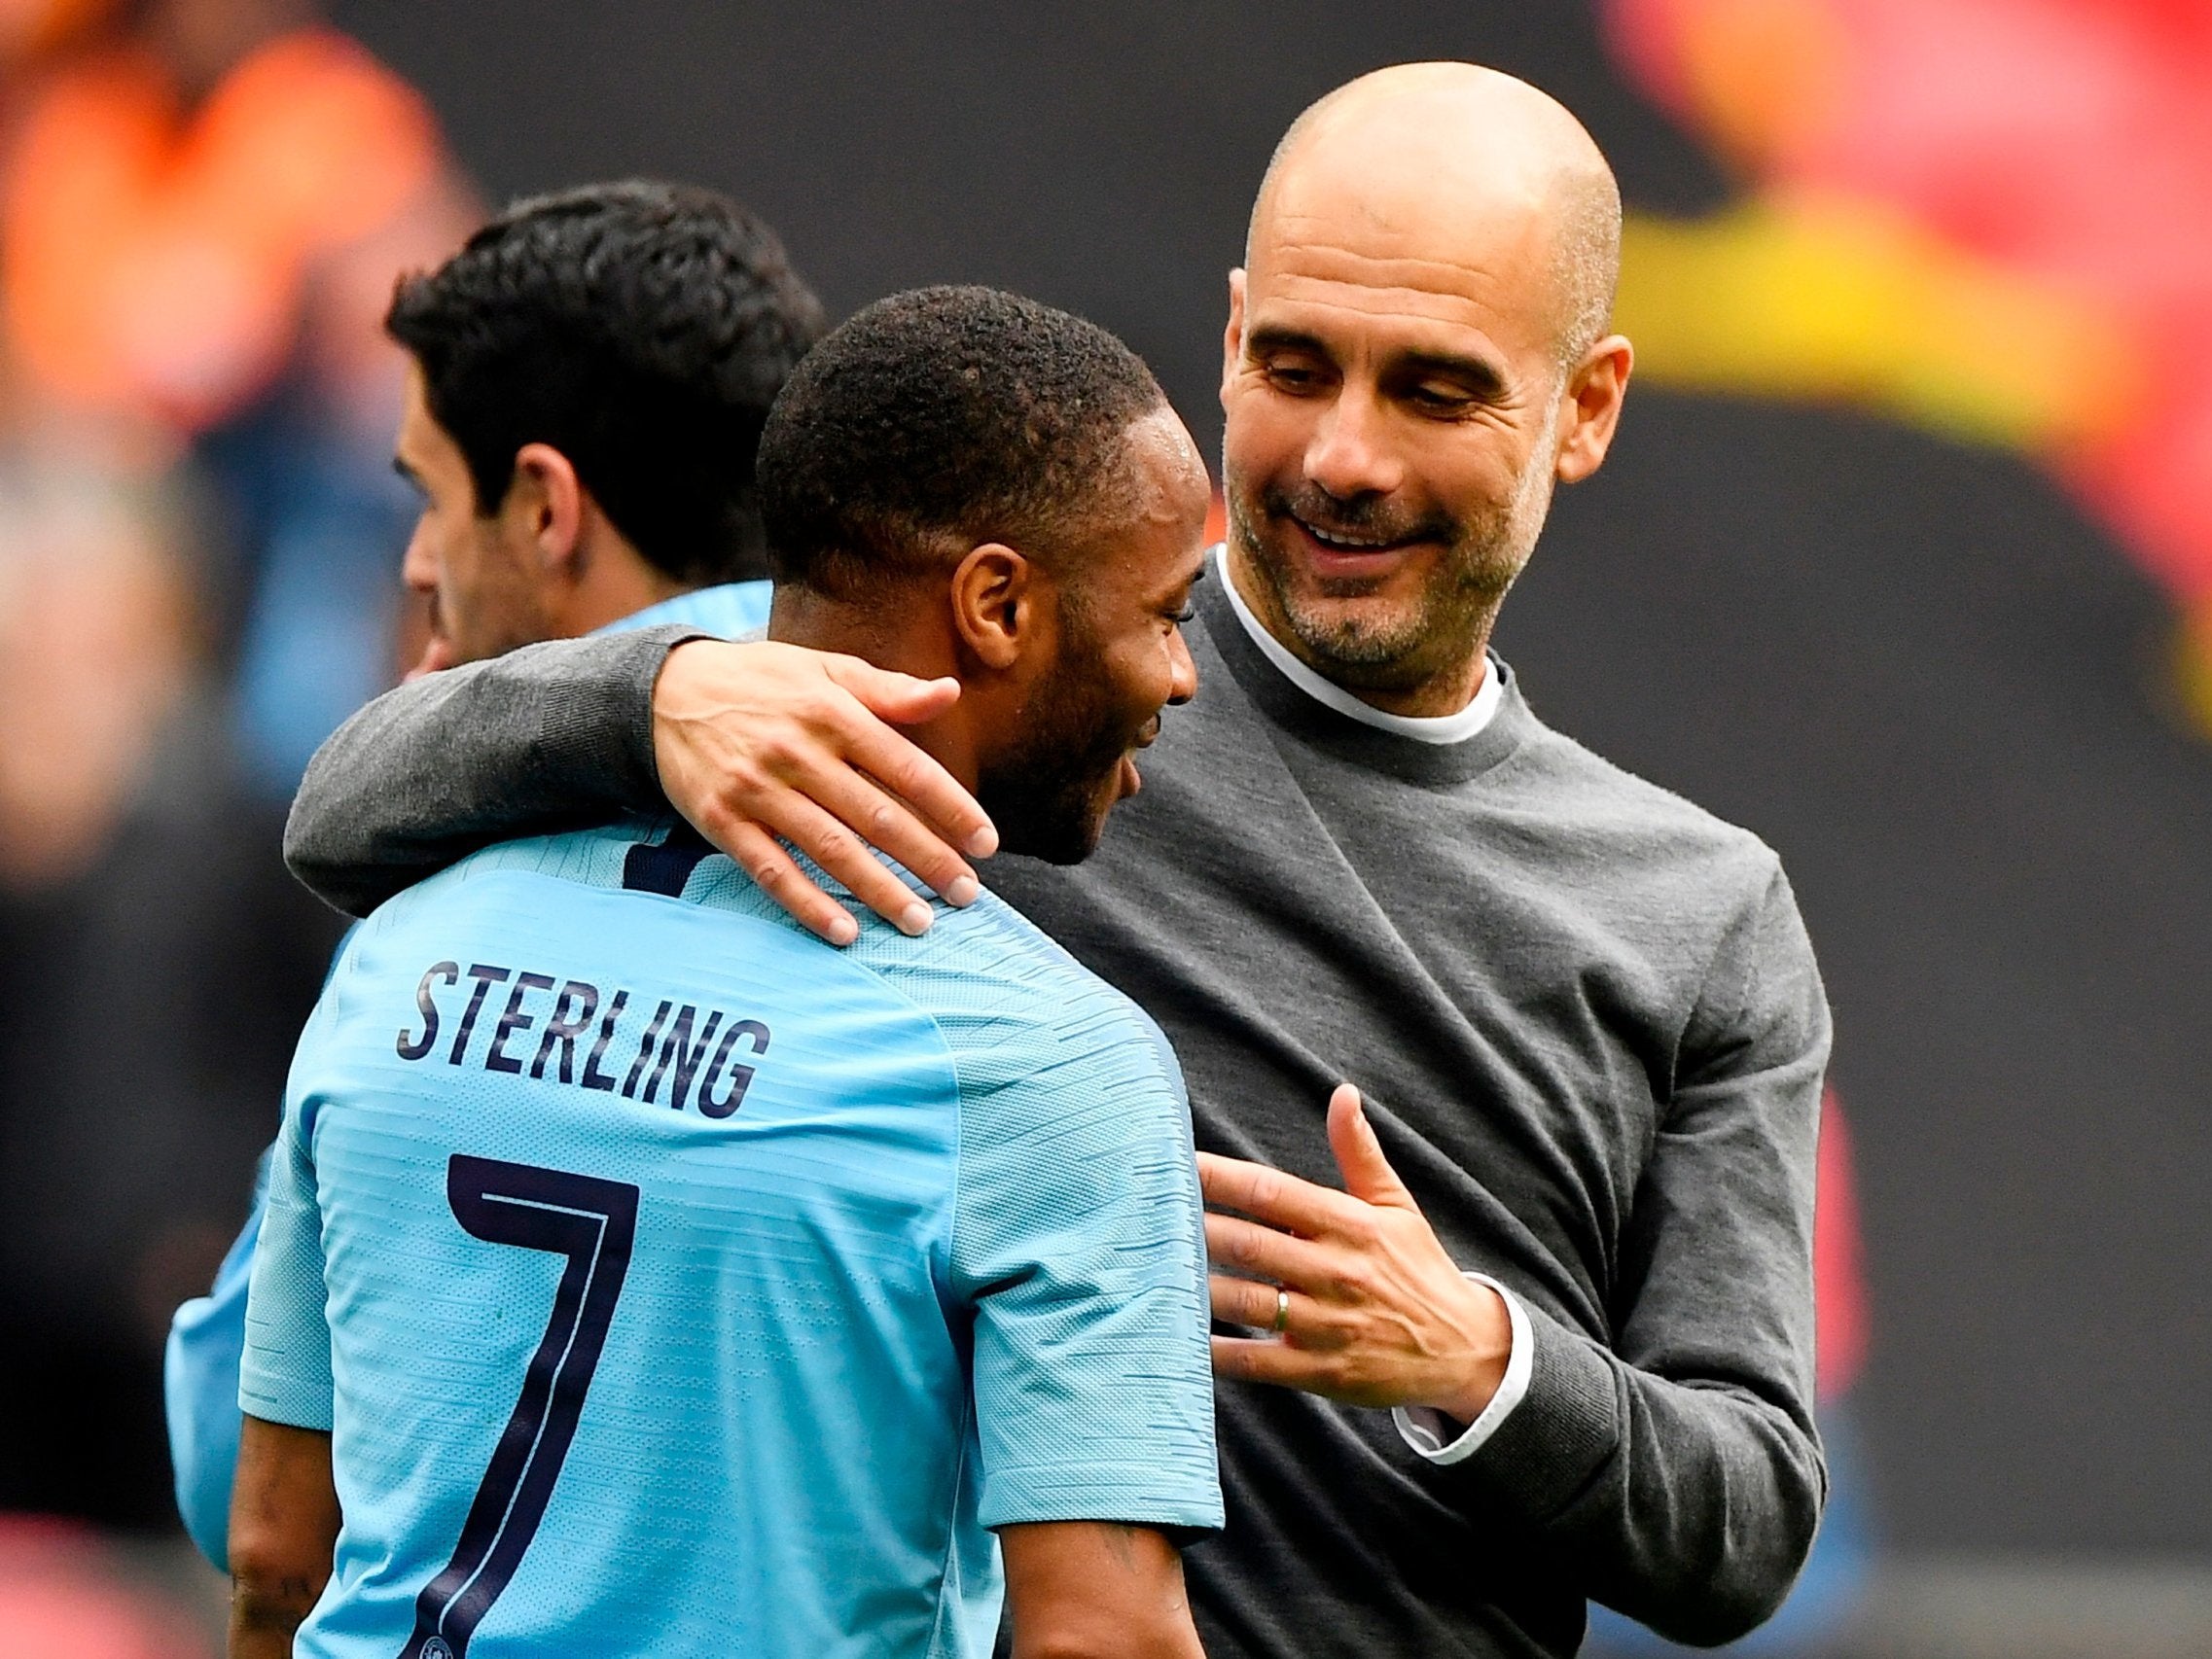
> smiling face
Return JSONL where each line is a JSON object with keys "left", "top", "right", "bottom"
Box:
{"left": 981, "top": 406, "right": 1213, "bottom": 863}
{"left": 1220, "top": 66, "right": 1627, "bottom": 715}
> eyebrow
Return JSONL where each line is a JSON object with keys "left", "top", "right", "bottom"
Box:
{"left": 1246, "top": 324, "right": 1509, "bottom": 401}
{"left": 1395, "top": 348, "right": 1509, "bottom": 401}
{"left": 1245, "top": 324, "right": 1332, "bottom": 362}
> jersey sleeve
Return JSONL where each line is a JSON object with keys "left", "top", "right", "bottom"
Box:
{"left": 164, "top": 1157, "right": 268, "bottom": 1568}
{"left": 945, "top": 990, "right": 1222, "bottom": 1537}
{"left": 239, "top": 1008, "right": 339, "bottom": 1431}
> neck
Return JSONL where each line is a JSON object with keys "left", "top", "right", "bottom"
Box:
{"left": 767, "top": 584, "right": 983, "bottom": 793}
{"left": 557, "top": 530, "right": 690, "bottom": 637}
{"left": 1223, "top": 540, "right": 1494, "bottom": 719}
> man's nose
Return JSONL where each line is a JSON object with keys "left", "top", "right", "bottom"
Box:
{"left": 1304, "top": 385, "right": 1404, "bottom": 500}
{"left": 399, "top": 525, "right": 439, "bottom": 594}
{"left": 1166, "top": 622, "right": 1199, "bottom": 706}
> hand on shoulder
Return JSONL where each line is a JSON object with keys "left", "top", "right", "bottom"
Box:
{"left": 650, "top": 639, "right": 998, "bottom": 944}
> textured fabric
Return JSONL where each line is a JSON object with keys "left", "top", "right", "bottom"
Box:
{"left": 241, "top": 822, "right": 1217, "bottom": 1659}
{"left": 1395, "top": 1272, "right": 1535, "bottom": 1464}
{"left": 284, "top": 627, "right": 696, "bottom": 917}
{"left": 164, "top": 584, "right": 766, "bottom": 1567}
{"left": 282, "top": 575, "right": 1831, "bottom": 1658}
{"left": 162, "top": 1151, "right": 268, "bottom": 1570}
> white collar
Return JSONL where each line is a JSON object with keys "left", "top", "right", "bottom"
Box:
{"left": 1213, "top": 545, "right": 1504, "bottom": 746}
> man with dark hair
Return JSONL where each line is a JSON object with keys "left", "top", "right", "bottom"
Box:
{"left": 226, "top": 286, "right": 1219, "bottom": 1659}
{"left": 383, "top": 178, "right": 823, "bottom": 669}
{"left": 757, "top": 286, "right": 1177, "bottom": 865}
{"left": 164, "top": 184, "right": 988, "bottom": 1570}
{"left": 284, "top": 65, "right": 1830, "bottom": 1659}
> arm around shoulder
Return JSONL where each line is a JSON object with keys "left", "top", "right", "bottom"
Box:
{"left": 285, "top": 628, "right": 996, "bottom": 945}
{"left": 285, "top": 627, "right": 686, "bottom": 916}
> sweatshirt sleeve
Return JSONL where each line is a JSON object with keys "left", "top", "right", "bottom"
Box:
{"left": 1424, "top": 860, "right": 1831, "bottom": 1647}
{"left": 284, "top": 626, "right": 695, "bottom": 916}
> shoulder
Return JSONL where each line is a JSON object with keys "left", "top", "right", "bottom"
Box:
{"left": 860, "top": 888, "right": 1185, "bottom": 1109}
{"left": 366, "top": 823, "right": 652, "bottom": 910}
{"left": 888, "top": 887, "right": 1177, "bottom": 1044}
{"left": 1501, "top": 687, "right": 1786, "bottom": 902}
{"left": 920, "top": 900, "right": 1199, "bottom": 1278}
{"left": 334, "top": 825, "right": 656, "bottom": 963}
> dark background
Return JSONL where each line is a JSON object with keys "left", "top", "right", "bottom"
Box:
{"left": 329, "top": 0, "right": 2212, "bottom": 1559}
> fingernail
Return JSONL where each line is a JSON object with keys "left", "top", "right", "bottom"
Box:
{"left": 898, "top": 902, "right": 934, "bottom": 937}
{"left": 828, "top": 913, "right": 860, "bottom": 946}
{"left": 965, "top": 825, "right": 1000, "bottom": 858}
{"left": 943, "top": 875, "right": 981, "bottom": 906}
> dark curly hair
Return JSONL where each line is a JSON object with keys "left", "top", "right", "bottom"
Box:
{"left": 757, "top": 285, "right": 1165, "bottom": 601}
{"left": 386, "top": 180, "right": 825, "bottom": 585}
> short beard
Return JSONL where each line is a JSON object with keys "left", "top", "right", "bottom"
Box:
{"left": 977, "top": 610, "right": 1129, "bottom": 865}
{"left": 1226, "top": 405, "right": 1558, "bottom": 695}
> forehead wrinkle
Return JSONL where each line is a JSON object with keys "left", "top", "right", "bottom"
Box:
{"left": 1267, "top": 253, "right": 1519, "bottom": 307}
{"left": 1263, "top": 229, "right": 1499, "bottom": 288}
{"left": 1258, "top": 288, "right": 1513, "bottom": 352}
{"left": 1257, "top": 259, "right": 1532, "bottom": 360}
{"left": 1255, "top": 201, "right": 1556, "bottom": 321}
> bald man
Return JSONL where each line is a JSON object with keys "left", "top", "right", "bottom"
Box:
{"left": 281, "top": 64, "right": 1827, "bottom": 1659}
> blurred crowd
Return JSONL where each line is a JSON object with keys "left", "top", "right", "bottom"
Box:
{"left": 0, "top": 0, "right": 475, "bottom": 1632}
{"left": 1600, "top": 0, "right": 2212, "bottom": 727}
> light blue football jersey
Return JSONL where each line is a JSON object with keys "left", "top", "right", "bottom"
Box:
{"left": 240, "top": 819, "right": 1220, "bottom": 1659}
{"left": 165, "top": 582, "right": 770, "bottom": 1568}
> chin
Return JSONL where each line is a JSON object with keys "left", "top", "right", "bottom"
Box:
{"left": 1012, "top": 807, "right": 1111, "bottom": 866}
{"left": 1280, "top": 601, "right": 1428, "bottom": 674}
{"left": 984, "top": 776, "right": 1119, "bottom": 866}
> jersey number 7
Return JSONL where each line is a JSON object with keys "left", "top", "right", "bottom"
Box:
{"left": 401, "top": 1155, "right": 640, "bottom": 1659}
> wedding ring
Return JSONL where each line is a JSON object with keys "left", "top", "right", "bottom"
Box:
{"left": 1272, "top": 1287, "right": 1291, "bottom": 1334}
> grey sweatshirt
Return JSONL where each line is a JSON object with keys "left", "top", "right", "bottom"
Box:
{"left": 287, "top": 578, "right": 1830, "bottom": 1658}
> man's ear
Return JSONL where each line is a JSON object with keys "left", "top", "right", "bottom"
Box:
{"left": 1220, "top": 267, "right": 1247, "bottom": 413}
{"left": 1554, "top": 334, "right": 1634, "bottom": 485}
{"left": 505, "top": 441, "right": 588, "bottom": 576}
{"left": 948, "top": 544, "right": 1045, "bottom": 673}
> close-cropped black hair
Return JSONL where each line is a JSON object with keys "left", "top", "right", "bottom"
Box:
{"left": 756, "top": 285, "right": 1165, "bottom": 600}
{"left": 387, "top": 180, "right": 825, "bottom": 585}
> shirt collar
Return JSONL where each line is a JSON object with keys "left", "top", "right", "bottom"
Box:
{"left": 1211, "top": 545, "right": 1503, "bottom": 746}
{"left": 591, "top": 580, "right": 772, "bottom": 640}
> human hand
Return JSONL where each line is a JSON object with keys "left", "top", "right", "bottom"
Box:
{"left": 1200, "top": 1084, "right": 1513, "bottom": 1425}
{"left": 651, "top": 639, "right": 999, "bottom": 945}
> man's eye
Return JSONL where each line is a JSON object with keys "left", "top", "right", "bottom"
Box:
{"left": 1264, "top": 360, "right": 1321, "bottom": 390}
{"left": 1169, "top": 608, "right": 1196, "bottom": 625}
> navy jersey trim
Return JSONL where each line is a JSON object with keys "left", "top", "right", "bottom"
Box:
{"left": 621, "top": 824, "right": 716, "bottom": 898}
